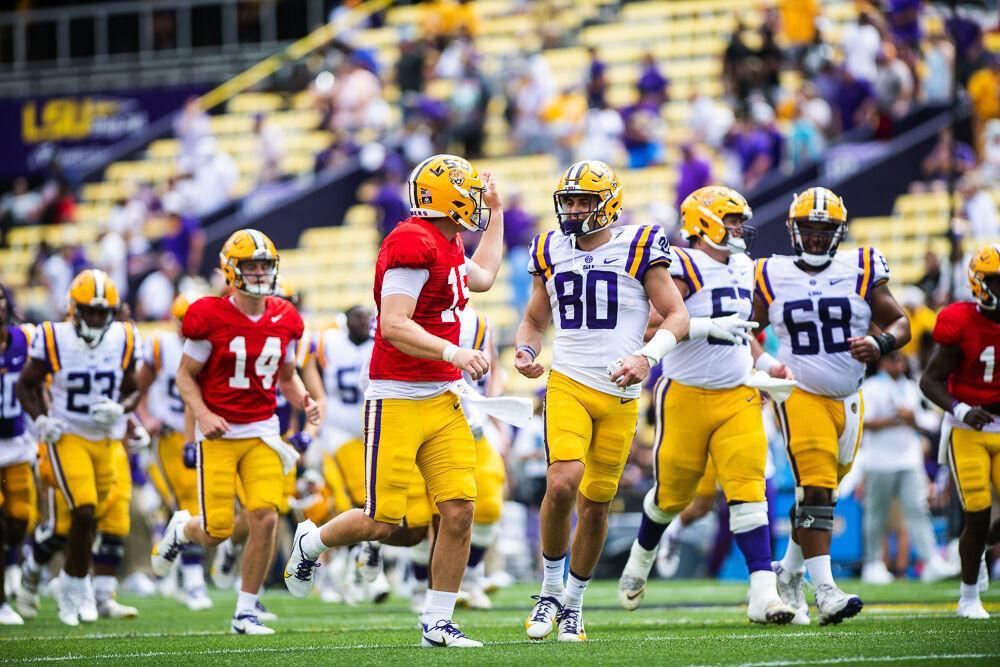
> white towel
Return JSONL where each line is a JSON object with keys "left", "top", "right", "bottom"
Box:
{"left": 837, "top": 392, "right": 863, "bottom": 466}
{"left": 447, "top": 380, "right": 534, "bottom": 428}
{"left": 262, "top": 435, "right": 301, "bottom": 475}
{"left": 741, "top": 369, "right": 797, "bottom": 405}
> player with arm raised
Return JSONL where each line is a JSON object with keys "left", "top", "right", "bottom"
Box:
{"left": 149, "top": 229, "right": 320, "bottom": 635}
{"left": 760, "top": 188, "right": 911, "bottom": 625}
{"left": 617, "top": 186, "right": 796, "bottom": 625}
{"left": 920, "top": 244, "right": 1000, "bottom": 619}
{"left": 514, "top": 160, "right": 692, "bottom": 643}
{"left": 282, "top": 154, "right": 504, "bottom": 648}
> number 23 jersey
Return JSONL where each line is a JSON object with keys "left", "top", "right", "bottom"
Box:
{"left": 528, "top": 224, "right": 670, "bottom": 398}
{"left": 755, "top": 247, "right": 890, "bottom": 398}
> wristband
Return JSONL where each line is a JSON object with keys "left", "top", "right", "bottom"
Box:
{"left": 517, "top": 345, "right": 537, "bottom": 361}
{"left": 952, "top": 401, "right": 972, "bottom": 422}
{"left": 634, "top": 330, "right": 678, "bottom": 366}
{"left": 754, "top": 352, "right": 781, "bottom": 374}
{"left": 442, "top": 343, "right": 459, "bottom": 364}
{"left": 872, "top": 332, "right": 897, "bottom": 356}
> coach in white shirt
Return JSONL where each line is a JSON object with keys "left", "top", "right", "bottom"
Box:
{"left": 859, "top": 351, "right": 959, "bottom": 585}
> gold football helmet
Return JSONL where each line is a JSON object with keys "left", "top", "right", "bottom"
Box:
{"left": 968, "top": 243, "right": 1000, "bottom": 310}
{"left": 679, "top": 185, "right": 754, "bottom": 254}
{"left": 170, "top": 293, "right": 192, "bottom": 321}
{"left": 219, "top": 228, "right": 279, "bottom": 296}
{"left": 787, "top": 187, "right": 848, "bottom": 266}
{"left": 67, "top": 269, "right": 121, "bottom": 346}
{"left": 407, "top": 154, "right": 490, "bottom": 232}
{"left": 553, "top": 160, "right": 623, "bottom": 236}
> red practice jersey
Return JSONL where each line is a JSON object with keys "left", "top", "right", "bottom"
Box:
{"left": 932, "top": 301, "right": 1000, "bottom": 407}
{"left": 183, "top": 295, "right": 305, "bottom": 423}
{"left": 369, "top": 217, "right": 469, "bottom": 382}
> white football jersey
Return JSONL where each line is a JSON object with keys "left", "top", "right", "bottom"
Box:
{"left": 528, "top": 224, "right": 671, "bottom": 398}
{"left": 661, "top": 247, "right": 754, "bottom": 388}
{"left": 317, "top": 326, "right": 373, "bottom": 450}
{"left": 142, "top": 331, "right": 186, "bottom": 433}
{"left": 30, "top": 320, "right": 141, "bottom": 441}
{"left": 756, "top": 247, "right": 890, "bottom": 398}
{"left": 458, "top": 305, "right": 491, "bottom": 438}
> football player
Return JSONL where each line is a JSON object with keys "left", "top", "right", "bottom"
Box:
{"left": 283, "top": 154, "right": 504, "bottom": 648}
{"left": 137, "top": 293, "right": 213, "bottom": 611}
{"left": 759, "top": 188, "right": 910, "bottom": 625}
{"left": 0, "top": 285, "right": 34, "bottom": 625}
{"left": 618, "top": 186, "right": 795, "bottom": 624}
{"left": 920, "top": 243, "right": 1000, "bottom": 619}
{"left": 150, "top": 229, "right": 320, "bottom": 635}
{"left": 514, "top": 160, "right": 692, "bottom": 642}
{"left": 16, "top": 269, "right": 142, "bottom": 626}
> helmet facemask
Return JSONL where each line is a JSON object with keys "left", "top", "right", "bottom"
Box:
{"left": 789, "top": 218, "right": 845, "bottom": 267}
{"left": 452, "top": 182, "right": 491, "bottom": 232}
{"left": 554, "top": 190, "right": 612, "bottom": 237}
{"left": 972, "top": 272, "right": 1000, "bottom": 310}
{"left": 235, "top": 258, "right": 279, "bottom": 297}
{"left": 73, "top": 303, "right": 117, "bottom": 347}
{"left": 697, "top": 208, "right": 756, "bottom": 255}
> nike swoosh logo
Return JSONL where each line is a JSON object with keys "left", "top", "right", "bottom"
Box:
{"left": 282, "top": 569, "right": 292, "bottom": 579}
{"left": 626, "top": 590, "right": 644, "bottom": 600}
{"left": 271, "top": 314, "right": 284, "bottom": 323}
{"left": 620, "top": 398, "right": 635, "bottom": 404}
{"left": 829, "top": 278, "right": 845, "bottom": 285}
{"left": 604, "top": 258, "right": 618, "bottom": 264}
{"left": 747, "top": 395, "right": 755, "bottom": 402}
{"left": 424, "top": 636, "right": 446, "bottom": 647}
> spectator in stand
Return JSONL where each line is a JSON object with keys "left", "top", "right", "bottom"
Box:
{"left": 833, "top": 67, "right": 877, "bottom": 134}
{"left": 722, "top": 20, "right": 755, "bottom": 102}
{"left": 912, "top": 128, "right": 977, "bottom": 192}
{"left": 688, "top": 92, "right": 734, "bottom": 149}
{"left": 921, "top": 31, "right": 954, "bottom": 105}
{"left": 874, "top": 42, "right": 915, "bottom": 134}
{"left": 586, "top": 46, "right": 608, "bottom": 109}
{"left": 675, "top": 143, "right": 712, "bottom": 206}
{"left": 885, "top": 0, "right": 923, "bottom": 49}
{"left": 916, "top": 249, "right": 945, "bottom": 307}
{"left": 799, "top": 81, "right": 832, "bottom": 137}
{"left": 254, "top": 113, "right": 286, "bottom": 184}
{"left": 777, "top": 0, "right": 819, "bottom": 65}
{"left": 40, "top": 180, "right": 77, "bottom": 225}
{"left": 542, "top": 86, "right": 588, "bottom": 165}
{"left": 636, "top": 53, "right": 669, "bottom": 108}
{"left": 326, "top": 53, "right": 386, "bottom": 133}
{"left": 502, "top": 192, "right": 537, "bottom": 312}
{"left": 755, "top": 25, "right": 783, "bottom": 102}
{"left": 858, "top": 350, "right": 959, "bottom": 585}
{"left": 958, "top": 172, "right": 1000, "bottom": 241}
{"left": 508, "top": 58, "right": 554, "bottom": 154}
{"left": 449, "top": 57, "right": 491, "bottom": 157}
{"left": 173, "top": 96, "right": 212, "bottom": 163}
{"left": 0, "top": 177, "right": 41, "bottom": 230}
{"left": 368, "top": 167, "right": 409, "bottom": 239}
{"left": 421, "top": 0, "right": 478, "bottom": 45}
{"left": 620, "top": 91, "right": 664, "bottom": 168}
{"left": 39, "top": 241, "right": 87, "bottom": 318}
{"left": 136, "top": 254, "right": 181, "bottom": 321}
{"left": 578, "top": 99, "right": 625, "bottom": 166}
{"left": 395, "top": 36, "right": 428, "bottom": 116}
{"left": 160, "top": 192, "right": 205, "bottom": 275}
{"left": 841, "top": 11, "right": 883, "bottom": 84}
{"left": 95, "top": 226, "right": 129, "bottom": 301}
{"left": 788, "top": 99, "right": 824, "bottom": 168}
{"left": 190, "top": 136, "right": 240, "bottom": 215}
{"left": 981, "top": 119, "right": 1000, "bottom": 185}
{"left": 968, "top": 55, "right": 1000, "bottom": 153}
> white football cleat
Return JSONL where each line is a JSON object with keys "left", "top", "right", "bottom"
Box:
{"left": 957, "top": 597, "right": 990, "bottom": 619}
{"left": 355, "top": 542, "right": 382, "bottom": 584}
{"left": 151, "top": 510, "right": 190, "bottom": 577}
{"left": 525, "top": 594, "right": 562, "bottom": 640}
{"left": 0, "top": 602, "right": 24, "bottom": 625}
{"left": 211, "top": 539, "right": 242, "bottom": 590}
{"left": 747, "top": 592, "right": 796, "bottom": 624}
{"left": 5, "top": 565, "right": 21, "bottom": 599}
{"left": 255, "top": 599, "right": 277, "bottom": 622}
{"left": 458, "top": 571, "right": 492, "bottom": 610}
{"left": 184, "top": 586, "right": 214, "bottom": 611}
{"left": 368, "top": 571, "right": 390, "bottom": 605}
{"left": 420, "top": 620, "right": 482, "bottom": 647}
{"left": 619, "top": 540, "right": 657, "bottom": 610}
{"left": 920, "top": 556, "right": 960, "bottom": 584}
{"left": 410, "top": 581, "right": 427, "bottom": 615}
{"left": 618, "top": 574, "right": 647, "bottom": 611}
{"left": 556, "top": 606, "right": 587, "bottom": 642}
{"left": 772, "top": 561, "right": 810, "bottom": 625}
{"left": 815, "top": 583, "right": 863, "bottom": 625}
{"left": 15, "top": 565, "right": 40, "bottom": 619}
{"left": 283, "top": 520, "right": 320, "bottom": 599}
{"left": 98, "top": 598, "right": 139, "bottom": 619}
{"left": 978, "top": 556, "right": 989, "bottom": 593}
{"left": 53, "top": 577, "right": 79, "bottom": 627}
{"left": 78, "top": 579, "right": 98, "bottom": 623}
{"left": 861, "top": 561, "right": 895, "bottom": 585}
{"left": 231, "top": 612, "right": 275, "bottom": 635}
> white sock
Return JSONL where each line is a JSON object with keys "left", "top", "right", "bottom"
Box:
{"left": 541, "top": 553, "right": 566, "bottom": 597}
{"left": 748, "top": 569, "right": 778, "bottom": 598}
{"left": 301, "top": 527, "right": 329, "bottom": 559}
{"left": 561, "top": 570, "right": 590, "bottom": 610}
{"left": 24, "top": 553, "right": 40, "bottom": 575}
{"left": 805, "top": 555, "right": 834, "bottom": 589}
{"left": 93, "top": 575, "right": 116, "bottom": 603}
{"left": 781, "top": 540, "right": 805, "bottom": 573}
{"left": 623, "top": 540, "right": 657, "bottom": 579}
{"left": 960, "top": 582, "right": 980, "bottom": 603}
{"left": 182, "top": 564, "right": 205, "bottom": 591}
{"left": 422, "top": 589, "right": 457, "bottom": 627}
{"left": 236, "top": 590, "right": 258, "bottom": 614}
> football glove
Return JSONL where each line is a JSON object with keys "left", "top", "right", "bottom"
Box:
{"left": 127, "top": 424, "right": 151, "bottom": 450}
{"left": 34, "top": 415, "right": 66, "bottom": 445}
{"left": 689, "top": 314, "right": 758, "bottom": 345}
{"left": 89, "top": 399, "right": 124, "bottom": 429}
{"left": 287, "top": 431, "right": 313, "bottom": 454}
{"left": 183, "top": 441, "right": 198, "bottom": 469}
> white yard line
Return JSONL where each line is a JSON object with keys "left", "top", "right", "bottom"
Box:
{"left": 689, "top": 654, "right": 1000, "bottom": 667}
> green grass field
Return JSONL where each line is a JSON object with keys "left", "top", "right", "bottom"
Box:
{"left": 2, "top": 580, "right": 998, "bottom": 665}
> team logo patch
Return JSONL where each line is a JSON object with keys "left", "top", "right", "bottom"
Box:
{"left": 448, "top": 169, "right": 466, "bottom": 187}
{"left": 419, "top": 188, "right": 433, "bottom": 205}
{"left": 584, "top": 255, "right": 593, "bottom": 264}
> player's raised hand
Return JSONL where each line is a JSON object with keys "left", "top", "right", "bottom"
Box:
{"left": 515, "top": 347, "right": 545, "bottom": 379}
{"left": 962, "top": 406, "right": 996, "bottom": 431}
{"left": 197, "top": 410, "right": 230, "bottom": 439}
{"left": 610, "top": 354, "right": 651, "bottom": 388}
{"left": 450, "top": 347, "right": 490, "bottom": 380}
{"left": 303, "top": 394, "right": 321, "bottom": 425}
{"left": 848, "top": 336, "right": 881, "bottom": 363}
{"left": 481, "top": 170, "right": 503, "bottom": 210}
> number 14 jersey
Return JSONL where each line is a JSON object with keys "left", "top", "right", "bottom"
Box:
{"left": 528, "top": 225, "right": 671, "bottom": 398}
{"left": 755, "top": 247, "right": 890, "bottom": 398}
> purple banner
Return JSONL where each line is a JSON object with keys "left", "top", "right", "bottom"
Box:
{"left": 0, "top": 84, "right": 210, "bottom": 178}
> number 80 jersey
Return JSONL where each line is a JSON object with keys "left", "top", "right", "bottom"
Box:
{"left": 529, "top": 225, "right": 670, "bottom": 398}
{"left": 755, "top": 248, "right": 890, "bottom": 398}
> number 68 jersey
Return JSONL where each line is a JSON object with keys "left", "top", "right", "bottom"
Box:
{"left": 755, "top": 247, "right": 890, "bottom": 398}
{"left": 29, "top": 320, "right": 141, "bottom": 441}
{"left": 528, "top": 224, "right": 671, "bottom": 398}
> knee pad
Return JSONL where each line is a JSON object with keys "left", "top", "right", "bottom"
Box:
{"left": 471, "top": 522, "right": 497, "bottom": 549}
{"left": 92, "top": 533, "right": 125, "bottom": 567}
{"left": 643, "top": 488, "right": 677, "bottom": 525}
{"left": 729, "top": 502, "right": 769, "bottom": 535}
{"left": 32, "top": 526, "right": 67, "bottom": 565}
{"left": 795, "top": 504, "right": 834, "bottom": 532}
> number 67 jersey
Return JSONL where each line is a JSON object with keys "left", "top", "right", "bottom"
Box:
{"left": 755, "top": 247, "right": 890, "bottom": 398}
